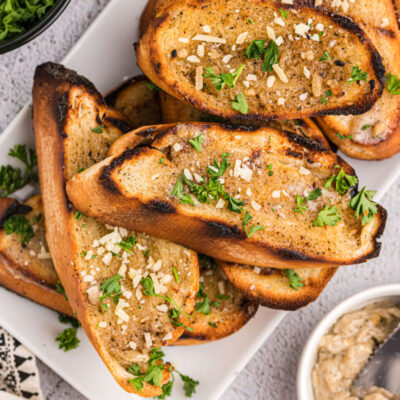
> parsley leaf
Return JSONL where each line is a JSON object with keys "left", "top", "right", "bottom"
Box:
{"left": 189, "top": 133, "right": 204, "bottom": 152}
{"left": 307, "top": 188, "right": 322, "bottom": 201}
{"left": 227, "top": 196, "right": 245, "bottom": 213}
{"left": 243, "top": 211, "right": 264, "bottom": 238}
{"left": 74, "top": 211, "right": 84, "bottom": 220}
{"left": 145, "top": 82, "right": 161, "bottom": 91}
{"left": 387, "top": 72, "right": 400, "bottom": 95}
{"left": 172, "top": 266, "right": 180, "bottom": 283}
{"left": 320, "top": 51, "right": 331, "bottom": 61}
{"left": 158, "top": 375, "right": 174, "bottom": 399}
{"left": 284, "top": 269, "right": 304, "bottom": 290}
{"left": 171, "top": 175, "right": 184, "bottom": 198}
{"left": 262, "top": 40, "right": 279, "bottom": 72}
{"left": 208, "top": 321, "right": 217, "bottom": 328}
{"left": 294, "top": 189, "right": 321, "bottom": 214}
{"left": 117, "top": 236, "right": 136, "bottom": 254}
{"left": 324, "top": 167, "right": 358, "bottom": 195}
{"left": 99, "top": 275, "right": 122, "bottom": 311}
{"left": 337, "top": 132, "right": 353, "bottom": 140}
{"left": 56, "top": 328, "right": 80, "bottom": 352}
{"left": 231, "top": 92, "right": 249, "bottom": 114}
{"left": 0, "top": 145, "right": 38, "bottom": 197}
{"left": 312, "top": 204, "right": 342, "bottom": 227}
{"left": 361, "top": 124, "right": 371, "bottom": 130}
{"left": 4, "top": 215, "right": 34, "bottom": 244}
{"left": 55, "top": 280, "right": 68, "bottom": 301}
{"left": 176, "top": 371, "right": 200, "bottom": 398}
{"left": 91, "top": 125, "right": 103, "bottom": 133}
{"left": 248, "top": 18, "right": 254, "bottom": 24}
{"left": 245, "top": 39, "right": 266, "bottom": 60}
{"left": 279, "top": 9, "right": 288, "bottom": 18}
{"left": 58, "top": 313, "right": 80, "bottom": 328}
{"left": 203, "top": 65, "right": 244, "bottom": 90}
{"left": 195, "top": 283, "right": 210, "bottom": 315}
{"left": 348, "top": 186, "right": 378, "bottom": 225}
{"left": 347, "top": 66, "right": 368, "bottom": 83}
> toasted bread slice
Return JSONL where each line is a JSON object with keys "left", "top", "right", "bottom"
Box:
{"left": 105, "top": 76, "right": 162, "bottom": 129}
{"left": 176, "top": 255, "right": 258, "bottom": 345}
{"left": 159, "top": 91, "right": 331, "bottom": 148}
{"left": 67, "top": 122, "right": 386, "bottom": 269}
{"left": 33, "top": 62, "right": 199, "bottom": 396}
{"left": 0, "top": 196, "right": 73, "bottom": 316}
{"left": 313, "top": 0, "right": 400, "bottom": 159}
{"left": 218, "top": 261, "right": 336, "bottom": 310}
{"left": 136, "top": 0, "right": 385, "bottom": 121}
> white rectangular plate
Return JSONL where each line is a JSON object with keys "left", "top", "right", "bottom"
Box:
{"left": 0, "top": 0, "right": 398, "bottom": 399}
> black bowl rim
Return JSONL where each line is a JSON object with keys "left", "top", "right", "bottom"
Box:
{"left": 0, "top": 0, "right": 71, "bottom": 55}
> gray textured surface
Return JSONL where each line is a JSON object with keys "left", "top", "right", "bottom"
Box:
{"left": 1, "top": 1, "right": 400, "bottom": 399}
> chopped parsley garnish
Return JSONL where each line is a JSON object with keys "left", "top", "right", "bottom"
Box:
{"left": 387, "top": 72, "right": 400, "bottom": 95}
{"left": 158, "top": 158, "right": 164, "bottom": 164}
{"left": 320, "top": 51, "right": 331, "bottom": 61}
{"left": 243, "top": 211, "right": 264, "bottom": 238}
{"left": 347, "top": 66, "right": 368, "bottom": 83}
{"left": 33, "top": 213, "right": 42, "bottom": 223}
{"left": 216, "top": 294, "right": 230, "bottom": 300}
{"left": 117, "top": 236, "right": 136, "bottom": 254}
{"left": 177, "top": 371, "right": 199, "bottom": 398}
{"left": 321, "top": 90, "right": 332, "bottom": 105}
{"left": 294, "top": 188, "right": 322, "bottom": 214}
{"left": 361, "top": 124, "right": 371, "bottom": 130}
{"left": 231, "top": 92, "right": 249, "bottom": 114}
{"left": 189, "top": 133, "right": 204, "bottom": 152}
{"left": 267, "top": 163, "right": 274, "bottom": 176}
{"left": 337, "top": 132, "right": 353, "bottom": 140}
{"left": 91, "top": 125, "right": 103, "bottom": 133}
{"left": 171, "top": 175, "right": 184, "bottom": 198}
{"left": 348, "top": 187, "right": 378, "bottom": 226}
{"left": 0, "top": 0, "right": 56, "bottom": 43}
{"left": 74, "top": 211, "right": 84, "bottom": 220}
{"left": 98, "top": 275, "right": 122, "bottom": 312}
{"left": 55, "top": 280, "right": 68, "bottom": 301}
{"left": 55, "top": 328, "right": 80, "bottom": 352}
{"left": 141, "top": 276, "right": 190, "bottom": 319}
{"left": 4, "top": 215, "right": 34, "bottom": 244}
{"left": 324, "top": 167, "right": 358, "bottom": 195}
{"left": 145, "top": 82, "right": 161, "bottom": 91}
{"left": 312, "top": 203, "right": 342, "bottom": 227}
{"left": 245, "top": 39, "right": 279, "bottom": 72}
{"left": 227, "top": 196, "right": 245, "bottom": 213}
{"left": 180, "top": 193, "right": 194, "bottom": 206}
{"left": 262, "top": 40, "right": 279, "bottom": 72}
{"left": 279, "top": 9, "right": 288, "bottom": 18}
{"left": 203, "top": 64, "right": 244, "bottom": 90}
{"left": 58, "top": 313, "right": 80, "bottom": 328}
{"left": 172, "top": 266, "right": 180, "bottom": 283}
{"left": 248, "top": 18, "right": 254, "bottom": 24}
{"left": 143, "top": 249, "right": 150, "bottom": 257}
{"left": 195, "top": 283, "right": 210, "bottom": 315}
{"left": 284, "top": 269, "right": 304, "bottom": 290}
{"left": 208, "top": 321, "right": 217, "bottom": 328}
{"left": 0, "top": 145, "right": 38, "bottom": 197}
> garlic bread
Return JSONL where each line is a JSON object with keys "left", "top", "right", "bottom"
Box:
{"left": 33, "top": 62, "right": 199, "bottom": 396}
{"left": 136, "top": 0, "right": 385, "bottom": 121}
{"left": 67, "top": 122, "right": 386, "bottom": 269}
{"left": 313, "top": 0, "right": 400, "bottom": 159}
{"left": 0, "top": 195, "right": 73, "bottom": 316}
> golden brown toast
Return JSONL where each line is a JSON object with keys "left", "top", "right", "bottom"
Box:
{"left": 218, "top": 261, "right": 336, "bottom": 310}
{"left": 67, "top": 122, "right": 386, "bottom": 269}
{"left": 105, "top": 76, "right": 162, "bottom": 129}
{"left": 159, "top": 91, "right": 331, "bottom": 148}
{"left": 33, "top": 62, "right": 200, "bottom": 396}
{"left": 0, "top": 196, "right": 73, "bottom": 316}
{"left": 312, "top": 0, "right": 400, "bottom": 159}
{"left": 136, "top": 0, "right": 385, "bottom": 121}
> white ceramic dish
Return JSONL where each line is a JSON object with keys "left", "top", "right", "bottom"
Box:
{"left": 1, "top": 0, "right": 399, "bottom": 399}
{"left": 297, "top": 284, "right": 400, "bottom": 400}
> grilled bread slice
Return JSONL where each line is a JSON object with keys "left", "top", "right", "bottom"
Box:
{"left": 218, "top": 261, "right": 336, "bottom": 310}
{"left": 177, "top": 255, "right": 258, "bottom": 345}
{"left": 0, "top": 196, "right": 73, "bottom": 316}
{"left": 159, "top": 91, "right": 331, "bottom": 149}
{"left": 33, "top": 62, "right": 199, "bottom": 396}
{"left": 105, "top": 75, "right": 162, "bottom": 129}
{"left": 312, "top": 0, "right": 400, "bottom": 159}
{"left": 67, "top": 122, "right": 386, "bottom": 269}
{"left": 136, "top": 0, "right": 385, "bottom": 121}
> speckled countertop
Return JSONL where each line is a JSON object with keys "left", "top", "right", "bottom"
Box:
{"left": 1, "top": 1, "right": 400, "bottom": 399}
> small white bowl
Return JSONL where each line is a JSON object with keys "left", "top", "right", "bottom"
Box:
{"left": 297, "top": 284, "right": 400, "bottom": 400}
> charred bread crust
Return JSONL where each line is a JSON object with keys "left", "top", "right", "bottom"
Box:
{"left": 68, "top": 123, "right": 386, "bottom": 268}
{"left": 0, "top": 198, "right": 32, "bottom": 227}
{"left": 218, "top": 261, "right": 337, "bottom": 311}
{"left": 33, "top": 63, "right": 171, "bottom": 397}
{"left": 137, "top": 0, "right": 386, "bottom": 121}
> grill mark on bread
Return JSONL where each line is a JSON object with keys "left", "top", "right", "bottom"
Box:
{"left": 145, "top": 200, "right": 176, "bottom": 214}
{"left": 104, "top": 116, "right": 132, "bottom": 133}
{"left": 203, "top": 221, "right": 245, "bottom": 239}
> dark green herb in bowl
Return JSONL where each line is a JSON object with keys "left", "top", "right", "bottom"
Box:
{"left": 0, "top": 0, "right": 70, "bottom": 54}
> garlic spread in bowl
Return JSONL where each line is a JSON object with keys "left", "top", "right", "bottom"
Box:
{"left": 312, "top": 301, "right": 400, "bottom": 400}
